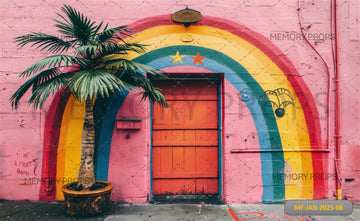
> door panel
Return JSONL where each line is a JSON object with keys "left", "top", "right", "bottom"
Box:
{"left": 153, "top": 100, "right": 218, "bottom": 129}
{"left": 152, "top": 130, "right": 218, "bottom": 146}
{"left": 153, "top": 179, "right": 218, "bottom": 195}
{"left": 153, "top": 146, "right": 218, "bottom": 178}
{"left": 152, "top": 79, "right": 219, "bottom": 195}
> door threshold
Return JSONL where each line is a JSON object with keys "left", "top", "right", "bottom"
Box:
{"left": 150, "top": 194, "right": 223, "bottom": 204}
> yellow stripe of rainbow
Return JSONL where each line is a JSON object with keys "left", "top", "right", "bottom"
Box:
{"left": 55, "top": 97, "right": 84, "bottom": 200}
{"left": 55, "top": 24, "right": 314, "bottom": 200}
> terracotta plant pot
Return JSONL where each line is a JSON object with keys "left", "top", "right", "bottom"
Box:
{"left": 61, "top": 181, "right": 113, "bottom": 217}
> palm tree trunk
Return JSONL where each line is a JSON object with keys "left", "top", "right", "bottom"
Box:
{"left": 78, "top": 98, "right": 96, "bottom": 190}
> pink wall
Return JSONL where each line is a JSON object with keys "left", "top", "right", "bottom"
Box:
{"left": 222, "top": 80, "right": 263, "bottom": 203}
{"left": 0, "top": 0, "right": 359, "bottom": 203}
{"left": 108, "top": 89, "right": 151, "bottom": 203}
{"left": 337, "top": 0, "right": 360, "bottom": 201}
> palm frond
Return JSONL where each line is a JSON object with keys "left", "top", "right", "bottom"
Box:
{"left": 132, "top": 61, "right": 164, "bottom": 77}
{"left": 10, "top": 68, "right": 63, "bottom": 109}
{"left": 54, "top": 5, "right": 98, "bottom": 45}
{"left": 28, "top": 72, "right": 73, "bottom": 109}
{"left": 20, "top": 55, "right": 90, "bottom": 77}
{"left": 75, "top": 45, "right": 98, "bottom": 58}
{"left": 141, "top": 87, "right": 168, "bottom": 108}
{"left": 92, "top": 21, "right": 104, "bottom": 36}
{"left": 75, "top": 42, "right": 147, "bottom": 59}
{"left": 116, "top": 71, "right": 167, "bottom": 108}
{"left": 67, "top": 69, "right": 133, "bottom": 101}
{"left": 116, "top": 69, "right": 149, "bottom": 86}
{"left": 104, "top": 59, "right": 162, "bottom": 76}
{"left": 96, "top": 25, "right": 130, "bottom": 43}
{"left": 97, "top": 42, "right": 146, "bottom": 58}
{"left": 14, "top": 32, "right": 74, "bottom": 53}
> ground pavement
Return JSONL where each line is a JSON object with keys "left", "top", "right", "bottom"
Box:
{"left": 0, "top": 200, "right": 359, "bottom": 220}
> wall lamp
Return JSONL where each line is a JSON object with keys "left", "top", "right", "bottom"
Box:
{"left": 172, "top": 6, "right": 202, "bottom": 27}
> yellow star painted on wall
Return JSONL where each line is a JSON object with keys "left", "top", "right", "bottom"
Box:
{"left": 170, "top": 51, "right": 186, "bottom": 64}
{"left": 191, "top": 53, "right": 205, "bottom": 65}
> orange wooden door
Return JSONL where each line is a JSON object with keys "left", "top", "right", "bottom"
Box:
{"left": 152, "top": 79, "right": 219, "bottom": 195}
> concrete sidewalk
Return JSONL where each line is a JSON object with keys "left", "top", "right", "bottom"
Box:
{"left": 0, "top": 200, "right": 359, "bottom": 220}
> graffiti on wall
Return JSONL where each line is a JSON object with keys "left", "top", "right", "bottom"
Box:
{"left": 13, "top": 150, "right": 38, "bottom": 178}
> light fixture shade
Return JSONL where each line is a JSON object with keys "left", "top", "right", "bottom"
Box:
{"left": 172, "top": 6, "right": 202, "bottom": 27}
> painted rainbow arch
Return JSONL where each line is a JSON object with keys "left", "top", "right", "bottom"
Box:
{"left": 39, "top": 15, "right": 326, "bottom": 203}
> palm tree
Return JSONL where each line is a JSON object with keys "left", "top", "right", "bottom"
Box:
{"left": 10, "top": 5, "right": 167, "bottom": 191}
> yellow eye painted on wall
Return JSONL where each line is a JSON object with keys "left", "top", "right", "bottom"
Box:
{"left": 181, "top": 34, "right": 194, "bottom": 43}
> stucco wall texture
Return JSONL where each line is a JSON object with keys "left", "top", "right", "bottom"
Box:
{"left": 0, "top": 0, "right": 359, "bottom": 204}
